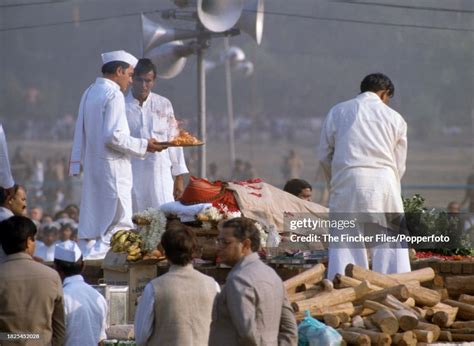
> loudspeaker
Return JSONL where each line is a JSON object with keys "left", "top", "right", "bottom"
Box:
{"left": 197, "top": 0, "right": 243, "bottom": 32}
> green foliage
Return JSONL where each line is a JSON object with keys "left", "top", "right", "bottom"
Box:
{"left": 403, "top": 194, "right": 472, "bottom": 254}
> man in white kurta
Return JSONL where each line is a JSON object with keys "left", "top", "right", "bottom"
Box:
{"left": 319, "top": 73, "right": 410, "bottom": 279}
{"left": 0, "top": 124, "right": 14, "bottom": 192}
{"left": 54, "top": 241, "right": 108, "bottom": 346}
{"left": 125, "top": 59, "right": 188, "bottom": 212}
{"left": 69, "top": 51, "right": 165, "bottom": 259}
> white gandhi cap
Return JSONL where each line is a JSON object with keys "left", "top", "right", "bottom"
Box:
{"left": 54, "top": 240, "right": 82, "bottom": 263}
{"left": 101, "top": 50, "right": 138, "bottom": 67}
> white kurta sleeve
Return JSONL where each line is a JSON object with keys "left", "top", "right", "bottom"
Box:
{"left": 103, "top": 93, "right": 148, "bottom": 158}
{"left": 134, "top": 283, "right": 155, "bottom": 346}
{"left": 394, "top": 121, "right": 407, "bottom": 180}
{"left": 319, "top": 114, "right": 335, "bottom": 184}
{"left": 0, "top": 124, "right": 14, "bottom": 189}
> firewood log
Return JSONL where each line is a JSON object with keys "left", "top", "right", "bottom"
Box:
{"left": 387, "top": 267, "right": 435, "bottom": 283}
{"left": 402, "top": 298, "right": 415, "bottom": 308}
{"left": 294, "top": 302, "right": 354, "bottom": 321}
{"left": 337, "top": 330, "right": 371, "bottom": 345}
{"left": 438, "top": 330, "right": 452, "bottom": 342}
{"left": 451, "top": 334, "right": 474, "bottom": 341}
{"left": 292, "top": 281, "right": 373, "bottom": 312}
{"left": 415, "top": 321, "right": 440, "bottom": 341}
{"left": 284, "top": 263, "right": 325, "bottom": 293}
{"left": 364, "top": 299, "right": 418, "bottom": 331}
{"left": 391, "top": 331, "right": 417, "bottom": 346}
{"left": 459, "top": 294, "right": 474, "bottom": 305}
{"left": 321, "top": 278, "right": 334, "bottom": 292}
{"left": 323, "top": 314, "right": 341, "bottom": 328}
{"left": 334, "top": 274, "right": 382, "bottom": 290}
{"left": 345, "top": 264, "right": 441, "bottom": 306}
{"left": 381, "top": 295, "right": 420, "bottom": 318}
{"left": 347, "top": 327, "right": 392, "bottom": 346}
{"left": 340, "top": 322, "right": 352, "bottom": 329}
{"left": 288, "top": 287, "right": 322, "bottom": 303}
{"left": 451, "top": 320, "right": 474, "bottom": 329}
{"left": 430, "top": 305, "right": 458, "bottom": 328}
{"left": 446, "top": 328, "right": 474, "bottom": 334}
{"left": 354, "top": 305, "right": 376, "bottom": 317}
{"left": 354, "top": 285, "right": 409, "bottom": 305}
{"left": 443, "top": 299, "right": 474, "bottom": 320}
{"left": 412, "top": 330, "right": 434, "bottom": 343}
{"left": 370, "top": 309, "right": 399, "bottom": 335}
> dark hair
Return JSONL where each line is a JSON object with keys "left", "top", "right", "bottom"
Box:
{"left": 0, "top": 216, "right": 37, "bottom": 255}
{"left": 0, "top": 184, "right": 22, "bottom": 205}
{"left": 283, "top": 179, "right": 312, "bottom": 197}
{"left": 222, "top": 217, "right": 261, "bottom": 252}
{"left": 43, "top": 224, "right": 59, "bottom": 235}
{"left": 101, "top": 61, "right": 130, "bottom": 75}
{"left": 360, "top": 73, "right": 395, "bottom": 98}
{"left": 133, "top": 58, "right": 157, "bottom": 79}
{"left": 161, "top": 221, "right": 196, "bottom": 265}
{"left": 54, "top": 257, "right": 83, "bottom": 277}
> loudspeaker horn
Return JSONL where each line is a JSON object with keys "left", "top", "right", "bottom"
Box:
{"left": 141, "top": 14, "right": 198, "bottom": 54}
{"left": 145, "top": 40, "right": 194, "bottom": 79}
{"left": 236, "top": 0, "right": 264, "bottom": 45}
{"left": 197, "top": 0, "right": 243, "bottom": 33}
{"left": 223, "top": 46, "right": 246, "bottom": 65}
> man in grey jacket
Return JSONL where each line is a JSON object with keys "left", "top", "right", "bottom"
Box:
{"left": 210, "top": 217, "right": 298, "bottom": 346}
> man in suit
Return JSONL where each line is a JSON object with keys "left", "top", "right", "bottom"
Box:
{"left": 134, "top": 221, "right": 220, "bottom": 345}
{"left": 209, "top": 217, "right": 298, "bottom": 346}
{"left": 0, "top": 216, "right": 65, "bottom": 345}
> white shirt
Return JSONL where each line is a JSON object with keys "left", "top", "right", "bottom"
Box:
{"left": 70, "top": 78, "right": 148, "bottom": 241}
{"left": 319, "top": 91, "right": 407, "bottom": 213}
{"left": 0, "top": 124, "right": 14, "bottom": 189}
{"left": 34, "top": 242, "right": 58, "bottom": 262}
{"left": 63, "top": 275, "right": 108, "bottom": 346}
{"left": 126, "top": 92, "right": 188, "bottom": 212}
{"left": 134, "top": 266, "right": 220, "bottom": 345}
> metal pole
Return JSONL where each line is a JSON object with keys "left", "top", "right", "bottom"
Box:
{"left": 223, "top": 36, "right": 236, "bottom": 169}
{"left": 197, "top": 42, "right": 207, "bottom": 178}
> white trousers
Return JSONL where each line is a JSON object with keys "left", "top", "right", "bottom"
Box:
{"left": 327, "top": 223, "right": 411, "bottom": 280}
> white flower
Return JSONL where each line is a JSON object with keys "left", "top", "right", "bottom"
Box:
{"left": 254, "top": 221, "right": 268, "bottom": 248}
{"left": 133, "top": 208, "right": 167, "bottom": 253}
{"left": 201, "top": 221, "right": 213, "bottom": 230}
{"left": 226, "top": 211, "right": 242, "bottom": 219}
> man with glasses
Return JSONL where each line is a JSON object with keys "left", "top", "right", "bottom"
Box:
{"left": 210, "top": 217, "right": 297, "bottom": 346}
{"left": 319, "top": 73, "right": 410, "bottom": 279}
{"left": 126, "top": 58, "right": 188, "bottom": 212}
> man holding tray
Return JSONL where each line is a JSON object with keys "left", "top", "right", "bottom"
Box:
{"left": 126, "top": 58, "right": 189, "bottom": 212}
{"left": 69, "top": 51, "right": 166, "bottom": 259}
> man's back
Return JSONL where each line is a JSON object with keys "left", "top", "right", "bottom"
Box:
{"left": 320, "top": 91, "right": 407, "bottom": 213}
{"left": 148, "top": 265, "right": 218, "bottom": 345}
{"left": 210, "top": 253, "right": 297, "bottom": 346}
{"left": 0, "top": 253, "right": 65, "bottom": 345}
{"left": 63, "top": 275, "right": 107, "bottom": 346}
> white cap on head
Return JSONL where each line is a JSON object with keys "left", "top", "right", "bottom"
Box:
{"left": 101, "top": 50, "right": 138, "bottom": 67}
{"left": 54, "top": 240, "right": 82, "bottom": 263}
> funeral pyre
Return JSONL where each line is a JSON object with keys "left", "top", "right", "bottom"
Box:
{"left": 288, "top": 263, "right": 474, "bottom": 344}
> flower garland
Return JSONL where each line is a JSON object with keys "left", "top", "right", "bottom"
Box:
{"left": 133, "top": 208, "right": 167, "bottom": 253}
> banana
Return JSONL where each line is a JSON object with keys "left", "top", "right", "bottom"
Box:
{"left": 118, "top": 233, "right": 129, "bottom": 245}
{"left": 112, "top": 243, "right": 123, "bottom": 253}
{"left": 112, "top": 229, "right": 127, "bottom": 241}
{"left": 127, "top": 253, "right": 142, "bottom": 261}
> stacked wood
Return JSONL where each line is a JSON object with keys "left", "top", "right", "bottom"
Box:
{"left": 284, "top": 263, "right": 325, "bottom": 294}
{"left": 288, "top": 263, "right": 474, "bottom": 343}
{"left": 345, "top": 264, "right": 441, "bottom": 306}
